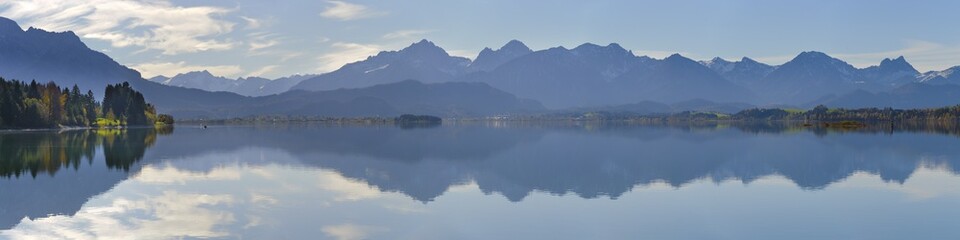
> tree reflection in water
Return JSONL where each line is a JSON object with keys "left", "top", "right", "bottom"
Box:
{"left": 0, "top": 127, "right": 171, "bottom": 178}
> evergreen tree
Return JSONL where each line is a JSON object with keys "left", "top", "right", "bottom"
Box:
{"left": 0, "top": 78, "right": 171, "bottom": 129}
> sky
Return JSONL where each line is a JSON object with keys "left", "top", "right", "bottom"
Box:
{"left": 1, "top": 0, "right": 959, "bottom": 79}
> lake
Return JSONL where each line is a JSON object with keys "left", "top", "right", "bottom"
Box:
{"left": 1, "top": 122, "right": 960, "bottom": 239}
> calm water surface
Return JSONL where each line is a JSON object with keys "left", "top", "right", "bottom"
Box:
{"left": 1, "top": 123, "right": 960, "bottom": 239}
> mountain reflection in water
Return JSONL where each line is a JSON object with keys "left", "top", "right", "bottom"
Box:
{"left": 1, "top": 122, "right": 959, "bottom": 236}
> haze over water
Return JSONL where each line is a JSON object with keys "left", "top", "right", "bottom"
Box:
{"left": 1, "top": 123, "right": 960, "bottom": 239}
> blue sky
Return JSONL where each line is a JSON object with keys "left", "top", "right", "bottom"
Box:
{"left": 1, "top": 0, "right": 959, "bottom": 79}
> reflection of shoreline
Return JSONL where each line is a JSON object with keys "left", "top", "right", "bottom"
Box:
{"left": 143, "top": 123, "right": 960, "bottom": 202}
{"left": 0, "top": 128, "right": 170, "bottom": 178}
{"left": 0, "top": 128, "right": 172, "bottom": 230}
{"left": 3, "top": 123, "right": 960, "bottom": 231}
{"left": 447, "top": 119, "right": 960, "bottom": 138}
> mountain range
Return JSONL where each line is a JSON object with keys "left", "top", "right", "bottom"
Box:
{"left": 1, "top": 16, "right": 959, "bottom": 119}
{"left": 292, "top": 39, "right": 472, "bottom": 91}
{"left": 147, "top": 71, "right": 316, "bottom": 97}
{"left": 289, "top": 37, "right": 960, "bottom": 109}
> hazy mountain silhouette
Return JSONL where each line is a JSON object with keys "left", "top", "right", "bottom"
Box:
{"left": 169, "top": 80, "right": 544, "bottom": 118}
{"left": 561, "top": 99, "right": 755, "bottom": 115}
{"left": 467, "top": 39, "right": 533, "bottom": 72}
{"left": 861, "top": 56, "right": 920, "bottom": 88}
{"left": 815, "top": 83, "right": 960, "bottom": 109}
{"left": 0, "top": 18, "right": 539, "bottom": 118}
{"left": 293, "top": 39, "right": 471, "bottom": 91}
{"left": 755, "top": 51, "right": 875, "bottom": 104}
{"left": 147, "top": 71, "right": 316, "bottom": 96}
{"left": 290, "top": 40, "right": 755, "bottom": 108}
{"left": 460, "top": 43, "right": 650, "bottom": 108}
{"left": 609, "top": 54, "right": 756, "bottom": 104}
{"left": 3, "top": 15, "right": 960, "bottom": 117}
{"left": 699, "top": 57, "right": 776, "bottom": 91}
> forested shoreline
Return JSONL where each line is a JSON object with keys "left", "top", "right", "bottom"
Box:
{"left": 0, "top": 78, "right": 173, "bottom": 129}
{"left": 490, "top": 104, "right": 960, "bottom": 124}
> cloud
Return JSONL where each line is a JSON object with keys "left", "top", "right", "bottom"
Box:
{"left": 1, "top": 191, "right": 235, "bottom": 240}
{"left": 317, "top": 42, "right": 382, "bottom": 72}
{"left": 280, "top": 52, "right": 305, "bottom": 62}
{"left": 248, "top": 65, "right": 279, "bottom": 77}
{"left": 131, "top": 61, "right": 243, "bottom": 78}
{"left": 247, "top": 32, "right": 281, "bottom": 53}
{"left": 320, "top": 1, "right": 384, "bottom": 21}
{"left": 135, "top": 164, "right": 242, "bottom": 184}
{"left": 318, "top": 171, "right": 382, "bottom": 201}
{"left": 321, "top": 224, "right": 384, "bottom": 240}
{"left": 240, "top": 16, "right": 262, "bottom": 29}
{"left": 382, "top": 29, "right": 434, "bottom": 40}
{"left": 0, "top": 0, "right": 236, "bottom": 55}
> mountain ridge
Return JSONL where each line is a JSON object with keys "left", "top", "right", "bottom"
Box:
{"left": 2, "top": 16, "right": 960, "bottom": 117}
{"left": 147, "top": 71, "right": 316, "bottom": 97}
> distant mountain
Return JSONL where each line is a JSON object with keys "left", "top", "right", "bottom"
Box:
{"left": 699, "top": 57, "right": 776, "bottom": 90}
{"left": 814, "top": 83, "right": 960, "bottom": 109}
{"left": 0, "top": 17, "right": 250, "bottom": 114}
{"left": 0, "top": 17, "right": 140, "bottom": 97}
{"left": 5, "top": 14, "right": 960, "bottom": 117}
{"left": 0, "top": 17, "right": 541, "bottom": 119}
{"left": 755, "top": 51, "right": 876, "bottom": 104}
{"left": 610, "top": 54, "right": 756, "bottom": 104}
{"left": 461, "top": 43, "right": 751, "bottom": 108}
{"left": 293, "top": 39, "right": 471, "bottom": 91}
{"left": 467, "top": 40, "right": 533, "bottom": 72}
{"left": 147, "top": 71, "right": 315, "bottom": 96}
{"left": 565, "top": 99, "right": 754, "bottom": 115}
{"left": 861, "top": 56, "right": 920, "bottom": 88}
{"left": 179, "top": 80, "right": 545, "bottom": 119}
{"left": 668, "top": 99, "right": 756, "bottom": 114}
{"left": 918, "top": 66, "right": 960, "bottom": 85}
{"left": 460, "top": 43, "right": 653, "bottom": 108}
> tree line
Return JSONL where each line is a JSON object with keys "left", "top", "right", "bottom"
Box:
{"left": 0, "top": 128, "right": 170, "bottom": 178}
{"left": 732, "top": 105, "right": 960, "bottom": 122}
{"left": 0, "top": 78, "right": 173, "bottom": 129}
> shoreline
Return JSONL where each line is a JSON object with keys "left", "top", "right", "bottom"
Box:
{"left": 0, "top": 124, "right": 172, "bottom": 133}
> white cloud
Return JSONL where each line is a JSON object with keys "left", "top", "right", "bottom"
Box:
{"left": 1, "top": 191, "right": 235, "bottom": 240}
{"left": 0, "top": 0, "right": 236, "bottom": 55}
{"left": 280, "top": 52, "right": 305, "bottom": 62}
{"left": 131, "top": 61, "right": 243, "bottom": 78}
{"left": 240, "top": 16, "right": 262, "bottom": 29}
{"left": 135, "top": 164, "right": 242, "bottom": 184}
{"left": 382, "top": 29, "right": 434, "bottom": 40}
{"left": 320, "top": 1, "right": 384, "bottom": 21}
{"left": 317, "top": 42, "right": 382, "bottom": 72}
{"left": 249, "top": 40, "right": 279, "bottom": 52}
{"left": 248, "top": 65, "right": 280, "bottom": 77}
{"left": 247, "top": 32, "right": 281, "bottom": 53}
{"left": 321, "top": 224, "right": 384, "bottom": 240}
{"left": 318, "top": 171, "right": 382, "bottom": 201}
